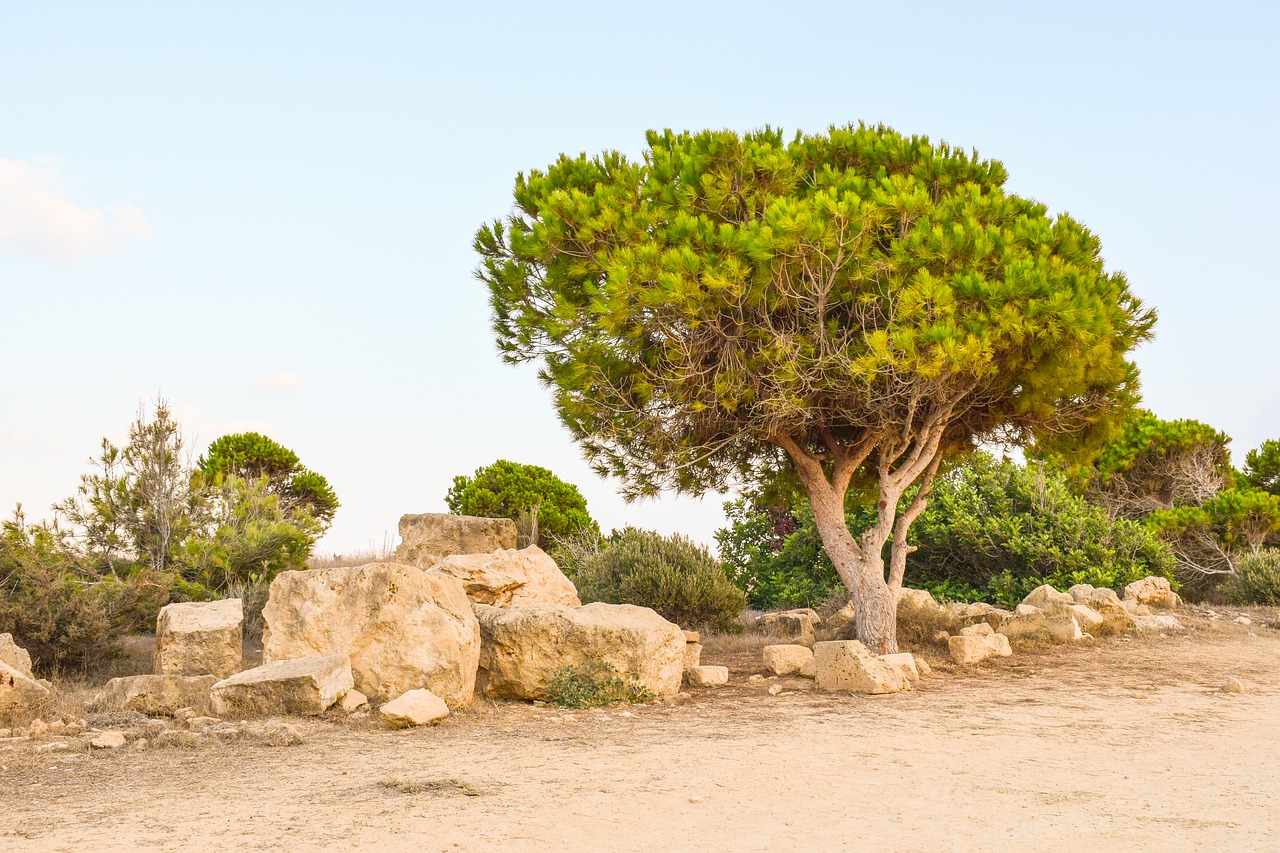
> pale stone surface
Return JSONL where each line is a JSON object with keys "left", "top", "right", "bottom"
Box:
{"left": 999, "top": 604, "right": 1083, "bottom": 644}
{"left": 155, "top": 599, "right": 244, "bottom": 679}
{"left": 90, "top": 731, "right": 127, "bottom": 750}
{"left": 1023, "top": 585, "right": 1074, "bottom": 609}
{"left": 1123, "top": 577, "right": 1180, "bottom": 610}
{"left": 685, "top": 666, "right": 729, "bottom": 687}
{"left": 1068, "top": 605, "right": 1105, "bottom": 635}
{"left": 1132, "top": 614, "right": 1184, "bottom": 636}
{"left": 1221, "top": 678, "right": 1245, "bottom": 694}
{"left": 949, "top": 632, "right": 1012, "bottom": 664}
{"left": 913, "top": 656, "right": 933, "bottom": 677}
{"left": 380, "top": 688, "right": 450, "bottom": 727}
{"left": 813, "top": 641, "right": 910, "bottom": 694}
{"left": 960, "top": 622, "right": 994, "bottom": 637}
{"left": 683, "top": 642, "right": 703, "bottom": 669}
{"left": 428, "top": 545, "right": 580, "bottom": 607}
{"left": 93, "top": 675, "right": 216, "bottom": 717}
{"left": 338, "top": 689, "right": 369, "bottom": 713}
{"left": 473, "top": 602, "right": 685, "bottom": 700}
{"left": 395, "top": 513, "right": 517, "bottom": 568}
{"left": 262, "top": 562, "right": 480, "bottom": 707}
{"left": 210, "top": 654, "right": 353, "bottom": 717}
{"left": 265, "top": 721, "right": 303, "bottom": 746}
{"left": 898, "top": 589, "right": 959, "bottom": 635}
{"left": 762, "top": 644, "right": 813, "bottom": 676}
{"left": 1069, "top": 587, "right": 1134, "bottom": 635}
{"left": 878, "top": 652, "right": 920, "bottom": 683}
{"left": 683, "top": 630, "right": 701, "bottom": 643}
{"left": 0, "top": 660, "right": 50, "bottom": 715}
{"left": 799, "top": 657, "right": 817, "bottom": 679}
{"left": 759, "top": 610, "right": 818, "bottom": 647}
{"left": 0, "top": 633, "right": 33, "bottom": 678}
{"left": 1123, "top": 599, "right": 1152, "bottom": 616}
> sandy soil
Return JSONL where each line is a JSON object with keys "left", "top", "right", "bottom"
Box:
{"left": 3, "top": 615, "right": 1279, "bottom": 853}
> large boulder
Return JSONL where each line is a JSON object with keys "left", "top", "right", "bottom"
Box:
{"left": 428, "top": 546, "right": 580, "bottom": 607}
{"left": 473, "top": 603, "right": 685, "bottom": 700}
{"left": 0, "top": 660, "right": 50, "bottom": 715}
{"left": 93, "top": 675, "right": 217, "bottom": 717}
{"left": 997, "top": 603, "right": 1083, "bottom": 644}
{"left": 0, "top": 633, "right": 33, "bottom": 678}
{"left": 1123, "top": 577, "right": 1180, "bottom": 610}
{"left": 155, "top": 599, "right": 244, "bottom": 678}
{"left": 262, "top": 563, "right": 480, "bottom": 707}
{"left": 948, "top": 627, "right": 1013, "bottom": 664}
{"left": 1068, "top": 585, "right": 1135, "bottom": 635}
{"left": 763, "top": 644, "right": 814, "bottom": 676}
{"left": 758, "top": 609, "right": 820, "bottom": 646}
{"left": 395, "top": 513, "right": 517, "bottom": 568}
{"left": 813, "top": 641, "right": 910, "bottom": 694}
{"left": 211, "top": 654, "right": 353, "bottom": 717}
{"left": 1022, "top": 584, "right": 1074, "bottom": 609}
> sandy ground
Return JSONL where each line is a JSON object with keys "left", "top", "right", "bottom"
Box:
{"left": 3, "top": 615, "right": 1279, "bottom": 853}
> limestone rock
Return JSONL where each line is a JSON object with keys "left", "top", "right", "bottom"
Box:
{"left": 1123, "top": 598, "right": 1152, "bottom": 616}
{"left": 473, "top": 602, "right": 685, "bottom": 700}
{"left": 998, "top": 603, "right": 1083, "bottom": 644}
{"left": 759, "top": 609, "right": 819, "bottom": 647}
{"left": 380, "top": 688, "right": 451, "bottom": 727}
{"left": 948, "top": 631, "right": 1013, "bottom": 664}
{"left": 262, "top": 562, "right": 480, "bottom": 707}
{"left": 960, "top": 622, "right": 995, "bottom": 638}
{"left": 338, "top": 689, "right": 369, "bottom": 713}
{"left": 1221, "top": 678, "right": 1245, "bottom": 694}
{"left": 1068, "top": 587, "right": 1134, "bottom": 635}
{"left": 0, "top": 633, "right": 33, "bottom": 678}
{"left": 799, "top": 657, "right": 817, "bottom": 678}
{"left": 913, "top": 656, "right": 933, "bottom": 677}
{"left": 0, "top": 660, "right": 50, "bottom": 715}
{"left": 762, "top": 644, "right": 813, "bottom": 676}
{"left": 395, "top": 513, "right": 517, "bottom": 568}
{"left": 90, "top": 731, "right": 127, "bottom": 750}
{"left": 1022, "top": 584, "right": 1074, "bottom": 609}
{"left": 683, "top": 630, "right": 701, "bottom": 643}
{"left": 93, "top": 675, "right": 216, "bottom": 717}
{"left": 685, "top": 665, "right": 729, "bottom": 687}
{"left": 264, "top": 721, "right": 303, "bottom": 746}
{"left": 813, "top": 641, "right": 910, "bottom": 694}
{"left": 898, "top": 589, "right": 959, "bottom": 635}
{"left": 878, "top": 652, "right": 920, "bottom": 683}
{"left": 1067, "top": 605, "right": 1105, "bottom": 635}
{"left": 428, "top": 545, "right": 580, "bottom": 607}
{"left": 683, "top": 642, "right": 703, "bottom": 669}
{"left": 155, "top": 599, "right": 244, "bottom": 679}
{"left": 210, "top": 654, "right": 353, "bottom": 717}
{"left": 1123, "top": 576, "right": 1180, "bottom": 610}
{"left": 1132, "top": 614, "right": 1184, "bottom": 636}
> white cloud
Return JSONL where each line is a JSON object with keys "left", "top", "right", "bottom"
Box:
{"left": 254, "top": 372, "right": 308, "bottom": 393}
{"left": 0, "top": 157, "right": 153, "bottom": 261}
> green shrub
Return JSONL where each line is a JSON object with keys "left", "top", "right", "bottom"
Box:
{"left": 544, "top": 661, "right": 656, "bottom": 708}
{"left": 717, "top": 499, "right": 846, "bottom": 609}
{"left": 573, "top": 527, "right": 746, "bottom": 633}
{"left": 446, "top": 460, "right": 599, "bottom": 551}
{"left": 1224, "top": 549, "right": 1280, "bottom": 605}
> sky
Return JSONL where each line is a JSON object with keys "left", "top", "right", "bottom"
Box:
{"left": 2, "top": 1, "right": 1278, "bottom": 556}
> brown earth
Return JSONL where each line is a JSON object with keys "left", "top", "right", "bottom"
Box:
{"left": 3, "top": 612, "right": 1279, "bottom": 852}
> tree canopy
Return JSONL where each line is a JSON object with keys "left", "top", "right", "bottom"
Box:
{"left": 446, "top": 460, "right": 598, "bottom": 550}
{"left": 198, "top": 432, "right": 339, "bottom": 529}
{"left": 477, "top": 124, "right": 1155, "bottom": 652}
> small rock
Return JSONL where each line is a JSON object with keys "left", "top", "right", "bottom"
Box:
{"left": 34, "top": 741, "right": 69, "bottom": 753}
{"left": 90, "top": 731, "right": 127, "bottom": 750}
{"left": 663, "top": 692, "right": 693, "bottom": 706}
{"left": 380, "top": 688, "right": 450, "bottom": 728}
{"left": 62, "top": 723, "right": 84, "bottom": 737}
{"left": 0, "top": 728, "right": 9, "bottom": 738}
{"left": 1130, "top": 692, "right": 1148, "bottom": 699}
{"left": 1221, "top": 678, "right": 1245, "bottom": 694}
{"left": 264, "top": 721, "right": 304, "bottom": 747}
{"left": 155, "top": 730, "right": 204, "bottom": 749}
{"left": 762, "top": 644, "right": 814, "bottom": 676}
{"left": 747, "top": 674, "right": 765, "bottom": 683}
{"left": 798, "top": 657, "right": 816, "bottom": 679}
{"left": 187, "top": 716, "right": 222, "bottom": 730}
{"left": 132, "top": 738, "right": 149, "bottom": 752}
{"left": 683, "top": 642, "right": 703, "bottom": 670}
{"left": 339, "top": 690, "right": 370, "bottom": 714}
{"left": 689, "top": 796, "right": 703, "bottom": 804}
{"left": 683, "top": 630, "right": 700, "bottom": 644}
{"left": 913, "top": 656, "right": 933, "bottom": 677}
{"left": 685, "top": 666, "right": 729, "bottom": 687}
{"left": 1234, "top": 616, "right": 1252, "bottom": 626}
{"left": 767, "top": 683, "right": 783, "bottom": 696}
{"left": 878, "top": 653, "right": 920, "bottom": 683}
{"left": 173, "top": 707, "right": 197, "bottom": 724}
{"left": 47, "top": 720, "right": 66, "bottom": 734}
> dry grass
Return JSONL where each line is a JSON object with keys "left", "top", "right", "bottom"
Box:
{"left": 307, "top": 536, "right": 397, "bottom": 570}
{"left": 378, "top": 777, "right": 482, "bottom": 796}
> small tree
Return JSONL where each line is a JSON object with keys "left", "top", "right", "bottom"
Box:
{"left": 197, "top": 432, "right": 338, "bottom": 530}
{"left": 476, "top": 124, "right": 1154, "bottom": 652}
{"left": 446, "top": 460, "right": 599, "bottom": 549}
{"left": 1241, "top": 439, "right": 1280, "bottom": 497}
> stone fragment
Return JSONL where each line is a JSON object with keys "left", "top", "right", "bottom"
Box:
{"left": 762, "top": 644, "right": 814, "bottom": 676}
{"left": 0, "top": 660, "right": 50, "bottom": 716}
{"left": 683, "top": 630, "right": 701, "bottom": 644}
{"left": 34, "top": 741, "right": 68, "bottom": 753}
{"left": 474, "top": 602, "right": 685, "bottom": 700}
{"left": 948, "top": 631, "right": 1013, "bottom": 664}
{"left": 685, "top": 666, "right": 729, "bottom": 687}
{"left": 89, "top": 731, "right": 127, "bottom": 750}
{"left": 1067, "top": 587, "right": 1134, "bottom": 635}
{"left": 1067, "top": 605, "right": 1105, "bottom": 635}
{"left": 913, "top": 656, "right": 933, "bottom": 677}
{"left": 93, "top": 675, "right": 217, "bottom": 717}
{"left": 898, "top": 589, "right": 960, "bottom": 635}
{"left": 211, "top": 654, "right": 353, "bottom": 717}
{"left": 0, "top": 633, "right": 33, "bottom": 678}
{"left": 186, "top": 716, "right": 221, "bottom": 730}
{"left": 264, "top": 721, "right": 304, "bottom": 746}
{"left": 878, "top": 652, "right": 920, "bottom": 682}
{"left": 394, "top": 513, "right": 517, "bottom": 568}
{"left": 262, "top": 563, "right": 480, "bottom": 706}
{"left": 799, "top": 657, "right": 817, "bottom": 679}
{"left": 132, "top": 738, "right": 149, "bottom": 752}
{"left": 759, "top": 610, "right": 819, "bottom": 647}
{"left": 1131, "top": 614, "right": 1184, "bottom": 636}
{"left": 1122, "top": 598, "right": 1152, "bottom": 616}
{"left": 380, "top": 688, "right": 450, "bottom": 727}
{"left": 29, "top": 718, "right": 48, "bottom": 737}
{"left": 1221, "top": 678, "right": 1245, "bottom": 694}
{"left": 813, "top": 641, "right": 910, "bottom": 694}
{"left": 683, "top": 642, "right": 703, "bottom": 669}
{"left": 960, "top": 622, "right": 994, "bottom": 637}
{"left": 998, "top": 603, "right": 1083, "bottom": 644}
{"left": 428, "top": 546, "right": 580, "bottom": 607}
{"left": 1123, "top": 577, "right": 1180, "bottom": 610}
{"left": 1022, "top": 584, "right": 1074, "bottom": 609}
{"left": 155, "top": 599, "right": 244, "bottom": 679}
{"left": 338, "top": 689, "right": 369, "bottom": 713}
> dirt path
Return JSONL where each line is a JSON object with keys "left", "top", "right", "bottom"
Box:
{"left": 4, "top": 619, "right": 1279, "bottom": 852}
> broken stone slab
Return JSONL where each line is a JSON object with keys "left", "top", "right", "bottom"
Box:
{"left": 155, "top": 599, "right": 244, "bottom": 679}
{"left": 0, "top": 660, "right": 50, "bottom": 716}
{"left": 683, "top": 642, "right": 703, "bottom": 669}
{"left": 685, "top": 666, "right": 729, "bottom": 687}
{"left": 210, "top": 654, "right": 353, "bottom": 717}
{"left": 338, "top": 689, "right": 369, "bottom": 714}
{"left": 0, "top": 633, "right": 33, "bottom": 678}
{"left": 998, "top": 603, "right": 1083, "bottom": 645}
{"left": 380, "top": 688, "right": 450, "bottom": 728}
{"left": 427, "top": 545, "right": 581, "bottom": 607}
{"left": 877, "top": 652, "right": 920, "bottom": 683}
{"left": 762, "top": 644, "right": 814, "bottom": 676}
{"left": 1131, "top": 614, "right": 1184, "bottom": 636}
{"left": 89, "top": 731, "right": 127, "bottom": 750}
{"left": 394, "top": 513, "right": 517, "bottom": 568}
{"left": 948, "top": 632, "right": 1012, "bottom": 664}
{"left": 92, "top": 675, "right": 217, "bottom": 717}
{"left": 813, "top": 641, "right": 910, "bottom": 694}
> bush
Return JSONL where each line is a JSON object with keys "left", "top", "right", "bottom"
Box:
{"left": 446, "top": 460, "right": 599, "bottom": 551}
{"left": 717, "top": 499, "right": 846, "bottom": 610}
{"left": 544, "top": 661, "right": 655, "bottom": 708}
{"left": 571, "top": 527, "right": 746, "bottom": 633}
{"left": 1224, "top": 549, "right": 1280, "bottom": 605}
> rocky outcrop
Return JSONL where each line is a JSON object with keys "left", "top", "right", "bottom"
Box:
{"left": 93, "top": 675, "right": 216, "bottom": 716}
{"left": 155, "top": 599, "right": 244, "bottom": 678}
{"left": 262, "top": 563, "right": 480, "bottom": 707}
{"left": 380, "top": 689, "right": 450, "bottom": 727}
{"left": 473, "top": 603, "right": 685, "bottom": 700}
{"left": 428, "top": 546, "right": 580, "bottom": 607}
{"left": 0, "top": 633, "right": 33, "bottom": 678}
{"left": 395, "top": 513, "right": 517, "bottom": 568}
{"left": 211, "top": 654, "right": 353, "bottom": 717}
{"left": 0, "top": 660, "right": 50, "bottom": 715}
{"left": 813, "top": 641, "right": 910, "bottom": 694}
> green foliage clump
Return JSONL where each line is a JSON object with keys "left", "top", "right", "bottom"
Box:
{"left": 1223, "top": 549, "right": 1280, "bottom": 605}
{"left": 572, "top": 527, "right": 746, "bottom": 633}
{"left": 1241, "top": 440, "right": 1280, "bottom": 497}
{"left": 198, "top": 432, "right": 339, "bottom": 529}
{"left": 446, "top": 460, "right": 598, "bottom": 551}
{"left": 544, "top": 660, "right": 656, "bottom": 708}
{"left": 717, "top": 498, "right": 844, "bottom": 610}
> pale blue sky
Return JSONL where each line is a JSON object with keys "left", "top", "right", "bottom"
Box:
{"left": 2, "top": 1, "right": 1277, "bottom": 554}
